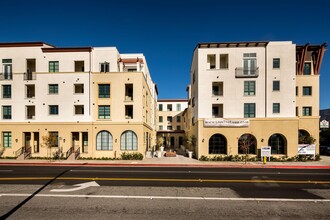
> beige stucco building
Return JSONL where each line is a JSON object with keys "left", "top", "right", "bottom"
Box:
{"left": 188, "top": 41, "right": 326, "bottom": 158}
{"left": 0, "top": 42, "right": 158, "bottom": 159}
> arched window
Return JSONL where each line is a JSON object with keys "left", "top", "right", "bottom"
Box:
{"left": 268, "top": 133, "right": 286, "bottom": 154}
{"left": 209, "top": 134, "right": 227, "bottom": 154}
{"left": 96, "top": 131, "right": 113, "bottom": 150}
{"left": 121, "top": 130, "right": 138, "bottom": 151}
{"left": 238, "top": 133, "right": 257, "bottom": 154}
{"left": 298, "top": 129, "right": 311, "bottom": 144}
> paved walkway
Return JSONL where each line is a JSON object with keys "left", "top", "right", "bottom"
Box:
{"left": 1, "top": 154, "right": 330, "bottom": 169}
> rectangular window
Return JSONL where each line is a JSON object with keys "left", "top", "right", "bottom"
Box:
{"left": 100, "top": 62, "right": 109, "bottom": 72}
{"left": 98, "top": 84, "right": 110, "bottom": 98}
{"left": 125, "top": 84, "right": 133, "bottom": 101}
{"left": 127, "top": 68, "right": 137, "bottom": 72}
{"left": 177, "top": 116, "right": 181, "bottom": 123}
{"left": 167, "top": 126, "right": 173, "bottom": 130}
{"left": 159, "top": 116, "right": 163, "bottom": 122}
{"left": 207, "top": 54, "right": 216, "bottom": 69}
{"left": 167, "top": 104, "right": 172, "bottom": 111}
{"left": 273, "top": 81, "right": 280, "bottom": 91}
{"left": 158, "top": 104, "right": 163, "bottom": 111}
{"left": 2, "top": 85, "right": 11, "bottom": 98}
{"left": 49, "top": 105, "right": 59, "bottom": 115}
{"left": 244, "top": 103, "right": 256, "bottom": 118}
{"left": 26, "top": 85, "right": 35, "bottom": 98}
{"left": 2, "top": 59, "right": 13, "bottom": 80}
{"left": 220, "top": 54, "right": 229, "bottom": 69}
{"left": 212, "top": 104, "right": 223, "bottom": 118}
{"left": 192, "top": 97, "right": 195, "bottom": 107}
{"left": 26, "top": 105, "right": 35, "bottom": 119}
{"left": 176, "top": 103, "right": 181, "bottom": 111}
{"left": 167, "top": 116, "right": 172, "bottom": 122}
{"left": 74, "top": 105, "right": 84, "bottom": 115}
{"left": 98, "top": 105, "right": 110, "bottom": 119}
{"left": 244, "top": 81, "right": 256, "bottom": 96}
{"left": 49, "top": 61, "right": 59, "bottom": 72}
{"left": 273, "top": 58, "right": 280, "bottom": 69}
{"left": 2, "top": 106, "right": 12, "bottom": 119}
{"left": 296, "top": 106, "right": 299, "bottom": 116}
{"left": 296, "top": 86, "right": 298, "bottom": 96}
{"left": 303, "top": 63, "right": 311, "bottom": 75}
{"left": 273, "top": 103, "right": 280, "bottom": 113}
{"left": 3, "top": 132, "right": 12, "bottom": 148}
{"left": 303, "top": 86, "right": 312, "bottom": 96}
{"left": 74, "top": 84, "right": 84, "bottom": 94}
{"left": 159, "top": 125, "right": 163, "bottom": 130}
{"left": 302, "top": 107, "right": 312, "bottom": 116}
{"left": 212, "top": 82, "right": 223, "bottom": 96}
{"left": 74, "top": 61, "right": 84, "bottom": 72}
{"left": 125, "top": 105, "right": 133, "bottom": 119}
{"left": 177, "top": 126, "right": 181, "bottom": 130}
{"left": 49, "top": 84, "right": 58, "bottom": 94}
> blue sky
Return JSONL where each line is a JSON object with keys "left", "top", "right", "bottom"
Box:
{"left": 2, "top": 0, "right": 329, "bottom": 109}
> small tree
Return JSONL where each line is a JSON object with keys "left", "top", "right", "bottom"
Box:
{"left": 238, "top": 134, "right": 256, "bottom": 164}
{"left": 42, "top": 133, "right": 59, "bottom": 159}
{"left": 157, "top": 136, "right": 164, "bottom": 149}
{"left": 185, "top": 135, "right": 197, "bottom": 151}
{"left": 299, "top": 135, "right": 316, "bottom": 145}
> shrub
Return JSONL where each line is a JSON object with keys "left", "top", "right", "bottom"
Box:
{"left": 121, "top": 152, "right": 144, "bottom": 160}
{"left": 199, "top": 154, "right": 319, "bottom": 162}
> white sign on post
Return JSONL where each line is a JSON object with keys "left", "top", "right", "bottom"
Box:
{"left": 261, "top": 146, "right": 271, "bottom": 161}
{"left": 320, "top": 120, "right": 329, "bottom": 129}
{"left": 298, "top": 144, "right": 316, "bottom": 155}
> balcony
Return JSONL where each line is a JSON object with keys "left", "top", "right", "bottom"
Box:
{"left": 235, "top": 67, "right": 259, "bottom": 78}
{"left": 24, "top": 72, "right": 36, "bottom": 80}
{"left": 0, "top": 73, "right": 13, "bottom": 80}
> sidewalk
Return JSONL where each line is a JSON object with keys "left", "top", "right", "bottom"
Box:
{"left": 1, "top": 154, "right": 330, "bottom": 169}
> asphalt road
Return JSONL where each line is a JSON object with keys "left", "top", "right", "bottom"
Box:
{"left": 0, "top": 165, "right": 329, "bottom": 219}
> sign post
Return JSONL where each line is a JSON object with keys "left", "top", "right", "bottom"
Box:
{"left": 261, "top": 146, "right": 271, "bottom": 162}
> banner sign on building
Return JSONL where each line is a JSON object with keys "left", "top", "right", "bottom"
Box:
{"left": 298, "top": 144, "right": 316, "bottom": 155}
{"left": 320, "top": 120, "right": 329, "bottom": 129}
{"left": 204, "top": 119, "right": 250, "bottom": 127}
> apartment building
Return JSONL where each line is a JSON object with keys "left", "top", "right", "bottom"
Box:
{"left": 189, "top": 41, "right": 326, "bottom": 158}
{"left": 0, "top": 42, "right": 158, "bottom": 159}
{"left": 157, "top": 99, "right": 188, "bottom": 149}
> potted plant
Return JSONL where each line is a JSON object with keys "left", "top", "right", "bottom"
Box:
{"left": 185, "top": 135, "right": 196, "bottom": 158}
{"left": 157, "top": 137, "right": 165, "bottom": 152}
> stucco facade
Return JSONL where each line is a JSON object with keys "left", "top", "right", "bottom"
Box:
{"left": 0, "top": 42, "right": 158, "bottom": 159}
{"left": 188, "top": 41, "right": 326, "bottom": 158}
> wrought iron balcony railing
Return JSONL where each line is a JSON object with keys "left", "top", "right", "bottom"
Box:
{"left": 235, "top": 67, "right": 259, "bottom": 78}
{"left": 24, "top": 72, "right": 36, "bottom": 80}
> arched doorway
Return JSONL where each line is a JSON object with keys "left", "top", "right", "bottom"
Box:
{"left": 209, "top": 134, "right": 227, "bottom": 154}
{"left": 268, "top": 133, "right": 287, "bottom": 154}
{"left": 238, "top": 133, "right": 257, "bottom": 154}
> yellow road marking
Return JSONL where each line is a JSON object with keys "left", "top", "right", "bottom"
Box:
{"left": 0, "top": 177, "right": 329, "bottom": 184}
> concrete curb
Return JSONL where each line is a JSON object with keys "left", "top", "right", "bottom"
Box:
{"left": 0, "top": 162, "right": 329, "bottom": 169}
